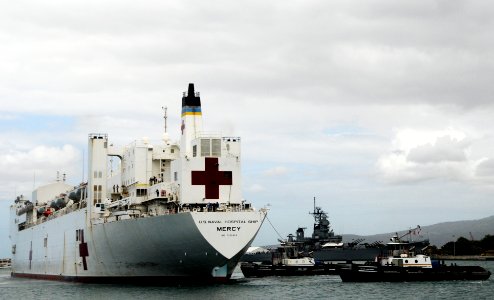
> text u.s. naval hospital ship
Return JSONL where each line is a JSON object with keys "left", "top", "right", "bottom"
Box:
{"left": 10, "top": 83, "right": 267, "bottom": 283}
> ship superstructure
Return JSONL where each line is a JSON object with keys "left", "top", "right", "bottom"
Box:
{"left": 10, "top": 83, "right": 267, "bottom": 282}
{"left": 242, "top": 199, "right": 384, "bottom": 263}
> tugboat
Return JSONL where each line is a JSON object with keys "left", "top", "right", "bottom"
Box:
{"left": 339, "top": 226, "right": 492, "bottom": 282}
{"left": 0, "top": 258, "right": 11, "bottom": 269}
{"left": 241, "top": 198, "right": 383, "bottom": 264}
{"left": 240, "top": 240, "right": 344, "bottom": 277}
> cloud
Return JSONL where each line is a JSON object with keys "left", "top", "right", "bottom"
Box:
{"left": 2, "top": 0, "right": 494, "bottom": 113}
{"left": 0, "top": 145, "right": 79, "bottom": 171}
{"left": 0, "top": 114, "right": 17, "bottom": 121}
{"left": 407, "top": 136, "right": 468, "bottom": 164}
{"left": 377, "top": 130, "right": 475, "bottom": 184}
{"left": 263, "top": 166, "right": 289, "bottom": 177}
{"left": 0, "top": 144, "right": 81, "bottom": 199}
{"left": 247, "top": 184, "right": 265, "bottom": 193}
{"left": 475, "top": 159, "right": 494, "bottom": 178}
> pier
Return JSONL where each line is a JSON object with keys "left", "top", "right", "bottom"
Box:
{"left": 433, "top": 255, "right": 494, "bottom": 261}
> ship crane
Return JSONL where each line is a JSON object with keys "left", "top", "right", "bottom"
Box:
{"left": 391, "top": 225, "right": 421, "bottom": 243}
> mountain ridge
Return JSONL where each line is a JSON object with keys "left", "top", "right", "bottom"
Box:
{"left": 342, "top": 215, "right": 494, "bottom": 247}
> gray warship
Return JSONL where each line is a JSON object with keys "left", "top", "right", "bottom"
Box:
{"left": 242, "top": 199, "right": 384, "bottom": 263}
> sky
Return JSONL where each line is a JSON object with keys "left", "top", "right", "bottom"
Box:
{"left": 1, "top": 0, "right": 494, "bottom": 257}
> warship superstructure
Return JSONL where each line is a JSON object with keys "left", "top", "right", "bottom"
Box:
{"left": 242, "top": 200, "right": 383, "bottom": 263}
{"left": 10, "top": 83, "right": 267, "bottom": 283}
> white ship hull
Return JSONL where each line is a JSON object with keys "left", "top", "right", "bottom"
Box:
{"left": 10, "top": 83, "right": 268, "bottom": 283}
{"left": 11, "top": 209, "right": 266, "bottom": 282}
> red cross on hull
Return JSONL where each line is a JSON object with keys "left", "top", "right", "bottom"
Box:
{"left": 78, "top": 230, "right": 89, "bottom": 271}
{"left": 191, "top": 157, "right": 232, "bottom": 199}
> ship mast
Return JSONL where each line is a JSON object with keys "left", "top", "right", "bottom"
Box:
{"left": 313, "top": 196, "right": 315, "bottom": 215}
{"left": 310, "top": 196, "right": 334, "bottom": 241}
{"left": 310, "top": 196, "right": 324, "bottom": 224}
{"left": 162, "top": 106, "right": 168, "bottom": 133}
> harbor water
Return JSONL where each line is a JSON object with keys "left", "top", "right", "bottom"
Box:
{"left": 1, "top": 261, "right": 493, "bottom": 300}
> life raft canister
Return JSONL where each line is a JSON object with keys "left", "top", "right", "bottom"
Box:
{"left": 43, "top": 208, "right": 52, "bottom": 217}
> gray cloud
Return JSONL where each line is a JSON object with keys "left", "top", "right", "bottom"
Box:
{"left": 476, "top": 159, "right": 494, "bottom": 178}
{"left": 407, "top": 136, "right": 468, "bottom": 164}
{"left": 2, "top": 1, "right": 494, "bottom": 112}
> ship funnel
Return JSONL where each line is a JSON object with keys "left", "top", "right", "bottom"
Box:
{"left": 182, "top": 83, "right": 201, "bottom": 107}
{"left": 180, "top": 83, "right": 202, "bottom": 156}
{"left": 188, "top": 83, "right": 195, "bottom": 96}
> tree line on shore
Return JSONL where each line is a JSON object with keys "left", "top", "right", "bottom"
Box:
{"left": 427, "top": 234, "right": 494, "bottom": 256}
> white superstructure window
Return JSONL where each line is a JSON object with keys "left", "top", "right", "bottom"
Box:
{"left": 201, "top": 139, "right": 210, "bottom": 157}
{"left": 211, "top": 139, "right": 221, "bottom": 157}
{"left": 200, "top": 139, "right": 221, "bottom": 157}
{"left": 93, "top": 185, "right": 102, "bottom": 204}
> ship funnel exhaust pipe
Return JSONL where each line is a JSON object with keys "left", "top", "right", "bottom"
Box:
{"left": 188, "top": 83, "right": 195, "bottom": 96}
{"left": 182, "top": 83, "right": 201, "bottom": 107}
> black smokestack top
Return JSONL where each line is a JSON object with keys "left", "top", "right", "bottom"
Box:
{"left": 188, "top": 83, "right": 195, "bottom": 96}
{"left": 182, "top": 83, "right": 201, "bottom": 107}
